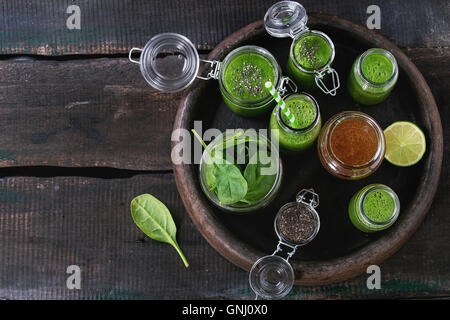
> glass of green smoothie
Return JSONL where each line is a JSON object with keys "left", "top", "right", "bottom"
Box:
{"left": 129, "top": 34, "right": 294, "bottom": 117}
{"left": 269, "top": 93, "right": 321, "bottom": 153}
{"left": 219, "top": 46, "right": 284, "bottom": 117}
{"left": 264, "top": 1, "right": 340, "bottom": 96}
{"left": 197, "top": 129, "right": 283, "bottom": 213}
{"left": 348, "top": 184, "right": 400, "bottom": 232}
{"left": 347, "top": 48, "right": 399, "bottom": 105}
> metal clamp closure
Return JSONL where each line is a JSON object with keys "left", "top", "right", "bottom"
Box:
{"left": 277, "top": 76, "right": 298, "bottom": 97}
{"left": 272, "top": 241, "right": 298, "bottom": 262}
{"left": 197, "top": 59, "right": 221, "bottom": 80}
{"left": 314, "top": 66, "right": 340, "bottom": 96}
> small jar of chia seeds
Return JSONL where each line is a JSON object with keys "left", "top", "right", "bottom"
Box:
{"left": 249, "top": 189, "right": 320, "bottom": 299}
{"left": 264, "top": 1, "right": 340, "bottom": 96}
{"left": 129, "top": 33, "right": 295, "bottom": 117}
{"left": 348, "top": 184, "right": 400, "bottom": 232}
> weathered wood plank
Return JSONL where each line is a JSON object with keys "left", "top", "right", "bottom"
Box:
{"left": 0, "top": 0, "right": 448, "bottom": 55}
{"left": 0, "top": 48, "right": 447, "bottom": 170}
{"left": 0, "top": 57, "right": 181, "bottom": 170}
{"left": 0, "top": 174, "right": 448, "bottom": 299}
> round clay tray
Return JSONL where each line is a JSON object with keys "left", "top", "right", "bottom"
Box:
{"left": 172, "top": 14, "right": 443, "bottom": 285}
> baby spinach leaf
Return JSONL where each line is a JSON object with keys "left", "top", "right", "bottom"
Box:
{"left": 213, "top": 161, "right": 248, "bottom": 205}
{"left": 243, "top": 152, "right": 277, "bottom": 203}
{"left": 130, "top": 194, "right": 189, "bottom": 267}
{"left": 193, "top": 129, "right": 248, "bottom": 205}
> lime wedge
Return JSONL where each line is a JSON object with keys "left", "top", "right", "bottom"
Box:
{"left": 384, "top": 121, "right": 426, "bottom": 167}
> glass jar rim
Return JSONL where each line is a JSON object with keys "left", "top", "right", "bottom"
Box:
{"left": 219, "top": 45, "right": 282, "bottom": 106}
{"left": 357, "top": 48, "right": 398, "bottom": 88}
{"left": 276, "top": 92, "right": 320, "bottom": 134}
{"left": 325, "top": 111, "right": 386, "bottom": 170}
{"left": 199, "top": 130, "right": 283, "bottom": 212}
{"left": 357, "top": 184, "right": 400, "bottom": 227}
{"left": 289, "top": 30, "right": 336, "bottom": 73}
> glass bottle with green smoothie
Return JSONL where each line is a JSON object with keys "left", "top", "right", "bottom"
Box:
{"left": 269, "top": 93, "right": 321, "bottom": 153}
{"left": 348, "top": 184, "right": 400, "bottom": 232}
{"left": 264, "top": 1, "right": 340, "bottom": 96}
{"left": 129, "top": 33, "right": 291, "bottom": 117}
{"left": 348, "top": 48, "right": 398, "bottom": 105}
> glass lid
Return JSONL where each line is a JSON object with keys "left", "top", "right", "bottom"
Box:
{"left": 249, "top": 255, "right": 294, "bottom": 300}
{"left": 130, "top": 33, "right": 200, "bottom": 93}
{"left": 264, "top": 1, "right": 308, "bottom": 38}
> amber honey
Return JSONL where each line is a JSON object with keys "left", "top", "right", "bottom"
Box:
{"left": 317, "top": 111, "right": 386, "bottom": 180}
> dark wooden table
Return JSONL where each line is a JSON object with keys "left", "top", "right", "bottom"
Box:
{"left": 0, "top": 0, "right": 448, "bottom": 299}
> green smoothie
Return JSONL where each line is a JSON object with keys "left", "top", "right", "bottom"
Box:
{"left": 221, "top": 51, "right": 277, "bottom": 117}
{"left": 348, "top": 48, "right": 398, "bottom": 105}
{"left": 269, "top": 94, "right": 321, "bottom": 153}
{"left": 361, "top": 53, "right": 393, "bottom": 84}
{"left": 348, "top": 184, "right": 400, "bottom": 232}
{"left": 362, "top": 189, "right": 395, "bottom": 222}
{"left": 287, "top": 32, "right": 332, "bottom": 90}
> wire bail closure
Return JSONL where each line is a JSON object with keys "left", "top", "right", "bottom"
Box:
{"left": 128, "top": 47, "right": 143, "bottom": 64}
{"left": 272, "top": 240, "right": 298, "bottom": 262}
{"left": 278, "top": 76, "right": 298, "bottom": 97}
{"left": 314, "top": 66, "right": 340, "bottom": 96}
{"left": 196, "top": 59, "right": 221, "bottom": 80}
{"left": 296, "top": 188, "right": 319, "bottom": 208}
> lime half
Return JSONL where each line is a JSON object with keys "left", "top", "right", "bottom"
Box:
{"left": 384, "top": 121, "right": 426, "bottom": 167}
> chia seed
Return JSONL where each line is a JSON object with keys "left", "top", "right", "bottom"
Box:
{"left": 278, "top": 204, "right": 316, "bottom": 244}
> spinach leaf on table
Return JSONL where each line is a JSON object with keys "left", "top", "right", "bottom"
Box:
{"left": 130, "top": 194, "right": 189, "bottom": 267}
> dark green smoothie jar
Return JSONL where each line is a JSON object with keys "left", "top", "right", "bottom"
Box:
{"left": 129, "top": 33, "right": 293, "bottom": 117}
{"left": 264, "top": 1, "right": 340, "bottom": 96}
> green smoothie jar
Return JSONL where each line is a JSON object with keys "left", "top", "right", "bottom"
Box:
{"left": 129, "top": 34, "right": 289, "bottom": 117}
{"left": 348, "top": 48, "right": 399, "bottom": 105}
{"left": 269, "top": 93, "right": 321, "bottom": 153}
{"left": 348, "top": 184, "right": 400, "bottom": 232}
{"left": 264, "top": 1, "right": 340, "bottom": 96}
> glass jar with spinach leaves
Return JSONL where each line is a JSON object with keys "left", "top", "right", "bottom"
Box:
{"left": 197, "top": 129, "right": 283, "bottom": 213}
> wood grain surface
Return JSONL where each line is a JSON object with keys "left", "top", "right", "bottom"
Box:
{"left": 0, "top": 0, "right": 448, "bottom": 55}
{"left": 0, "top": 0, "right": 448, "bottom": 299}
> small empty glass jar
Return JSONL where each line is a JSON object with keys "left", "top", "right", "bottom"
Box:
{"left": 348, "top": 184, "right": 400, "bottom": 232}
{"left": 348, "top": 48, "right": 399, "bottom": 105}
{"left": 249, "top": 189, "right": 320, "bottom": 299}
{"left": 264, "top": 1, "right": 340, "bottom": 96}
{"left": 317, "top": 111, "right": 386, "bottom": 180}
{"left": 129, "top": 33, "right": 294, "bottom": 117}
